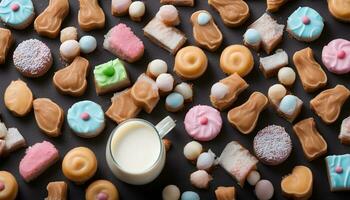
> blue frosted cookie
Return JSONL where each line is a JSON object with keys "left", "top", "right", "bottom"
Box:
{"left": 0, "top": 0, "right": 35, "bottom": 29}
{"left": 325, "top": 154, "right": 350, "bottom": 192}
{"left": 287, "top": 7, "right": 324, "bottom": 42}
{"left": 67, "top": 100, "right": 105, "bottom": 138}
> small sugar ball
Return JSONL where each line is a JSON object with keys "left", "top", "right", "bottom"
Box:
{"left": 196, "top": 150, "right": 216, "bottom": 171}
{"left": 244, "top": 28, "right": 261, "bottom": 45}
{"left": 247, "top": 170, "right": 261, "bottom": 186}
{"left": 174, "top": 83, "right": 193, "bottom": 102}
{"left": 279, "top": 95, "right": 298, "bottom": 115}
{"left": 211, "top": 82, "right": 229, "bottom": 100}
{"left": 183, "top": 141, "right": 203, "bottom": 161}
{"left": 156, "top": 73, "right": 174, "bottom": 93}
{"left": 165, "top": 92, "right": 184, "bottom": 112}
{"left": 278, "top": 67, "right": 296, "bottom": 86}
{"left": 162, "top": 185, "right": 180, "bottom": 200}
{"left": 268, "top": 84, "right": 286, "bottom": 102}
{"left": 129, "top": 1, "right": 145, "bottom": 21}
{"left": 190, "top": 170, "right": 212, "bottom": 189}
{"left": 156, "top": 5, "right": 180, "bottom": 26}
{"left": 60, "top": 27, "right": 78, "bottom": 43}
{"left": 255, "top": 180, "right": 274, "bottom": 200}
{"left": 60, "top": 40, "right": 80, "bottom": 62}
{"left": 79, "top": 35, "right": 97, "bottom": 54}
{"left": 147, "top": 59, "right": 168, "bottom": 78}
{"left": 181, "top": 191, "right": 200, "bottom": 200}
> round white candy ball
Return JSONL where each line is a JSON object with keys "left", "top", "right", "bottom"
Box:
{"left": 129, "top": 1, "right": 145, "bottom": 20}
{"left": 162, "top": 185, "right": 180, "bottom": 200}
{"left": 183, "top": 141, "right": 203, "bottom": 161}
{"left": 79, "top": 35, "right": 97, "bottom": 54}
{"left": 211, "top": 82, "right": 229, "bottom": 100}
{"left": 278, "top": 67, "right": 296, "bottom": 86}
{"left": 268, "top": 84, "right": 286, "bottom": 102}
{"left": 247, "top": 170, "right": 261, "bottom": 186}
{"left": 196, "top": 151, "right": 215, "bottom": 171}
{"left": 148, "top": 59, "right": 168, "bottom": 78}
{"left": 255, "top": 180, "right": 274, "bottom": 200}
{"left": 156, "top": 73, "right": 174, "bottom": 92}
{"left": 174, "top": 83, "right": 193, "bottom": 101}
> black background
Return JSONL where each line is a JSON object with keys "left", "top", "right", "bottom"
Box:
{"left": 0, "top": 0, "right": 349, "bottom": 199}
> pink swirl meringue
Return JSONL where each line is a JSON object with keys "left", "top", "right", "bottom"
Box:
{"left": 184, "top": 105, "right": 222, "bottom": 141}
{"left": 322, "top": 38, "right": 350, "bottom": 74}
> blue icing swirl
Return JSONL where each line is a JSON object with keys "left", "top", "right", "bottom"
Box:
{"left": 287, "top": 7, "right": 324, "bottom": 41}
{"left": 0, "top": 0, "right": 34, "bottom": 27}
{"left": 166, "top": 92, "right": 184, "bottom": 109}
{"left": 244, "top": 28, "right": 261, "bottom": 45}
{"left": 67, "top": 100, "right": 105, "bottom": 137}
{"left": 326, "top": 154, "right": 350, "bottom": 190}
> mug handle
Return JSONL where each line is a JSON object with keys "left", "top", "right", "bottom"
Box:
{"left": 155, "top": 116, "right": 176, "bottom": 138}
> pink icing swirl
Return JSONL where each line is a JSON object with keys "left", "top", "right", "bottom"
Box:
{"left": 322, "top": 39, "right": 350, "bottom": 74}
{"left": 184, "top": 105, "right": 222, "bottom": 141}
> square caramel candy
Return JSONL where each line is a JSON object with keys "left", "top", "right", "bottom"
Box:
{"left": 0, "top": 28, "right": 14, "bottom": 64}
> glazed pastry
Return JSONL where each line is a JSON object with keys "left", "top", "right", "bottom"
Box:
{"left": 259, "top": 49, "right": 288, "bottom": 78}
{"left": 255, "top": 180, "right": 274, "bottom": 200}
{"left": 160, "top": 0, "right": 194, "bottom": 6}
{"left": 325, "top": 154, "right": 350, "bottom": 191}
{"left": 266, "top": 0, "right": 287, "bottom": 12}
{"left": 243, "top": 28, "right": 261, "bottom": 51}
{"left": 156, "top": 5, "right": 180, "bottom": 26}
{"left": 62, "top": 147, "right": 97, "bottom": 183}
{"left": 0, "top": 171, "right": 18, "bottom": 200}
{"left": 310, "top": 85, "right": 350, "bottom": 124}
{"left": 13, "top": 39, "right": 52, "bottom": 78}
{"left": 45, "top": 181, "right": 67, "bottom": 200}
{"left": 278, "top": 67, "right": 296, "bottom": 87}
{"left": 293, "top": 118, "right": 327, "bottom": 161}
{"left": 190, "top": 170, "right": 212, "bottom": 189}
{"left": 162, "top": 185, "right": 180, "bottom": 200}
{"left": 183, "top": 141, "right": 203, "bottom": 161}
{"left": 60, "top": 40, "right": 80, "bottom": 62}
{"left": 156, "top": 73, "right": 174, "bottom": 94}
{"left": 174, "top": 83, "right": 193, "bottom": 102}
{"left": 322, "top": 38, "right": 350, "bottom": 74}
{"left": 210, "top": 73, "right": 249, "bottom": 111}
{"left": 104, "top": 23, "right": 144, "bottom": 63}
{"left": 208, "top": 0, "right": 249, "bottom": 27}
{"left": 293, "top": 47, "right": 327, "bottom": 92}
{"left": 79, "top": 36, "right": 97, "bottom": 54}
{"left": 215, "top": 186, "right": 236, "bottom": 200}
{"left": 0, "top": 28, "right": 13, "bottom": 64}
{"left": 328, "top": 0, "right": 350, "bottom": 22}
{"left": 60, "top": 26, "right": 78, "bottom": 43}
{"left": 184, "top": 105, "right": 222, "bottom": 141}
{"left": 254, "top": 125, "right": 292, "bottom": 165}
{"left": 174, "top": 46, "right": 208, "bottom": 80}
{"left": 190, "top": 10, "right": 223, "bottom": 51}
{"left": 218, "top": 141, "right": 258, "bottom": 186}
{"left": 339, "top": 116, "right": 350, "bottom": 144}
{"left": 33, "top": 98, "right": 64, "bottom": 137}
{"left": 165, "top": 93, "right": 184, "bottom": 112}
{"left": 2, "top": 128, "right": 26, "bottom": 155}
{"left": 4, "top": 79, "right": 33, "bottom": 117}
{"left": 78, "top": 0, "right": 105, "bottom": 31}
{"left": 247, "top": 170, "right": 261, "bottom": 186}
{"left": 287, "top": 7, "right": 324, "bottom": 42}
{"left": 67, "top": 100, "right": 105, "bottom": 138}
{"left": 129, "top": 1, "right": 145, "bottom": 22}
{"left": 131, "top": 73, "right": 160, "bottom": 113}
{"left": 181, "top": 191, "right": 200, "bottom": 200}
{"left": 248, "top": 13, "right": 284, "bottom": 54}
{"left": 281, "top": 166, "right": 313, "bottom": 199}
{"left": 111, "top": 0, "right": 131, "bottom": 16}
{"left": 53, "top": 56, "right": 89, "bottom": 97}
{"left": 220, "top": 45, "right": 254, "bottom": 77}
{"left": 146, "top": 59, "right": 168, "bottom": 79}
{"left": 228, "top": 92, "right": 268, "bottom": 134}
{"left": 85, "top": 180, "right": 119, "bottom": 200}
{"left": 105, "top": 89, "right": 141, "bottom": 124}
{"left": 93, "top": 59, "right": 130, "bottom": 95}
{"left": 0, "top": 0, "right": 35, "bottom": 29}
{"left": 34, "top": 0, "right": 69, "bottom": 38}
{"left": 19, "top": 141, "right": 59, "bottom": 182}
{"left": 143, "top": 18, "right": 186, "bottom": 54}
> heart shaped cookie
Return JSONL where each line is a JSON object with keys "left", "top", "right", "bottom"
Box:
{"left": 281, "top": 166, "right": 313, "bottom": 200}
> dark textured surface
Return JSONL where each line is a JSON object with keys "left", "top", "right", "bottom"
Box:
{"left": 0, "top": 0, "right": 349, "bottom": 199}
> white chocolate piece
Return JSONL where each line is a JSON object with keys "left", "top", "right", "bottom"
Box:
{"left": 268, "top": 84, "right": 287, "bottom": 104}
{"left": 60, "top": 27, "right": 78, "bottom": 43}
{"left": 174, "top": 83, "right": 193, "bottom": 101}
{"left": 129, "top": 1, "right": 146, "bottom": 21}
{"left": 247, "top": 170, "right": 261, "bottom": 186}
{"left": 278, "top": 67, "right": 296, "bottom": 86}
{"left": 339, "top": 116, "right": 350, "bottom": 144}
{"left": 196, "top": 150, "right": 216, "bottom": 171}
{"left": 147, "top": 59, "right": 168, "bottom": 78}
{"left": 183, "top": 141, "right": 203, "bottom": 161}
{"left": 259, "top": 49, "right": 288, "bottom": 78}
{"left": 156, "top": 5, "right": 180, "bottom": 26}
{"left": 156, "top": 73, "right": 174, "bottom": 93}
{"left": 211, "top": 82, "right": 229, "bottom": 100}
{"left": 60, "top": 40, "right": 80, "bottom": 62}
{"left": 190, "top": 170, "right": 212, "bottom": 189}
{"left": 255, "top": 180, "right": 274, "bottom": 200}
{"left": 4, "top": 128, "right": 26, "bottom": 154}
{"left": 0, "top": 122, "right": 8, "bottom": 139}
{"left": 162, "top": 185, "right": 180, "bottom": 200}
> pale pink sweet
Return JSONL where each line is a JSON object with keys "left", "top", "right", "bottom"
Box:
{"left": 19, "top": 141, "right": 59, "bottom": 182}
{"left": 156, "top": 5, "right": 180, "bottom": 26}
{"left": 184, "top": 105, "right": 222, "bottom": 141}
{"left": 322, "top": 38, "right": 350, "bottom": 74}
{"left": 112, "top": 0, "right": 132, "bottom": 14}
{"left": 103, "top": 23, "right": 144, "bottom": 63}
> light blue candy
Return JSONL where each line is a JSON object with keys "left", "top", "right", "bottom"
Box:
{"left": 166, "top": 92, "right": 184, "bottom": 110}
{"left": 181, "top": 191, "right": 200, "bottom": 200}
{"left": 244, "top": 28, "right": 261, "bottom": 45}
{"left": 279, "top": 95, "right": 297, "bottom": 115}
{"left": 197, "top": 12, "right": 211, "bottom": 26}
{"left": 79, "top": 35, "right": 97, "bottom": 54}
{"left": 0, "top": 0, "right": 34, "bottom": 28}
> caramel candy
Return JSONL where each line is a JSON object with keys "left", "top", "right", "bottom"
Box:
{"left": 293, "top": 118, "right": 327, "bottom": 161}
{"left": 33, "top": 98, "right": 64, "bottom": 137}
{"left": 190, "top": 10, "right": 223, "bottom": 51}
{"left": 228, "top": 92, "right": 268, "bottom": 134}
{"left": 105, "top": 89, "right": 142, "bottom": 124}
{"left": 53, "top": 57, "right": 89, "bottom": 97}
{"left": 0, "top": 171, "right": 18, "bottom": 200}
{"left": 210, "top": 73, "right": 249, "bottom": 111}
{"left": 310, "top": 85, "right": 350, "bottom": 124}
{"left": 208, "top": 0, "right": 249, "bottom": 27}
{"left": 266, "top": 0, "right": 287, "bottom": 12}
{"left": 34, "top": 0, "right": 69, "bottom": 38}
{"left": 45, "top": 181, "right": 68, "bottom": 200}
{"left": 328, "top": 0, "right": 350, "bottom": 22}
{"left": 220, "top": 45, "right": 254, "bottom": 77}
{"left": 339, "top": 116, "right": 350, "bottom": 145}
{"left": 293, "top": 47, "right": 327, "bottom": 92}
{"left": 85, "top": 180, "right": 119, "bottom": 200}
{"left": 160, "top": 0, "right": 194, "bottom": 6}
{"left": 131, "top": 74, "right": 160, "bottom": 114}
{"left": 215, "top": 186, "right": 236, "bottom": 200}
{"left": 4, "top": 80, "right": 33, "bottom": 117}
{"left": 281, "top": 166, "right": 313, "bottom": 200}
{"left": 0, "top": 28, "right": 13, "bottom": 64}
{"left": 78, "top": 0, "right": 105, "bottom": 31}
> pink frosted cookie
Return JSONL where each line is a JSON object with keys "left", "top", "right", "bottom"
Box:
{"left": 184, "top": 105, "right": 222, "bottom": 141}
{"left": 103, "top": 23, "right": 144, "bottom": 63}
{"left": 322, "top": 39, "right": 350, "bottom": 74}
{"left": 19, "top": 141, "right": 59, "bottom": 182}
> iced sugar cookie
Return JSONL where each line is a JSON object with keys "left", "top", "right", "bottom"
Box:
{"left": 86, "top": 180, "right": 119, "bottom": 200}
{"left": 208, "top": 0, "right": 249, "bottom": 27}
{"left": 328, "top": 0, "right": 350, "bottom": 22}
{"left": 325, "top": 154, "right": 350, "bottom": 191}
{"left": 4, "top": 79, "right": 33, "bottom": 117}
{"left": 0, "top": 171, "right": 18, "bottom": 200}
{"left": 220, "top": 45, "right": 254, "bottom": 77}
{"left": 322, "top": 38, "right": 350, "bottom": 74}
{"left": 0, "top": 0, "right": 35, "bottom": 30}
{"left": 67, "top": 100, "right": 105, "bottom": 138}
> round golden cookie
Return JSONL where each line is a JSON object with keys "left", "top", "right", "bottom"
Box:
{"left": 86, "top": 180, "right": 119, "bottom": 200}
{"left": 0, "top": 171, "right": 18, "bottom": 200}
{"left": 328, "top": 0, "right": 350, "bottom": 22}
{"left": 62, "top": 147, "right": 97, "bottom": 183}
{"left": 174, "top": 46, "right": 208, "bottom": 80}
{"left": 220, "top": 45, "right": 254, "bottom": 77}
